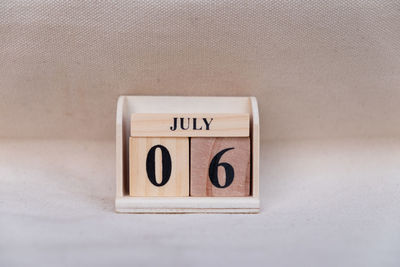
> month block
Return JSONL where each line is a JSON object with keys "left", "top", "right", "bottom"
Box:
{"left": 129, "top": 137, "right": 189, "bottom": 197}
{"left": 131, "top": 113, "right": 249, "bottom": 137}
{"left": 190, "top": 137, "right": 251, "bottom": 197}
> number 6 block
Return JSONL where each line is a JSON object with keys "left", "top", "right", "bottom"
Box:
{"left": 190, "top": 137, "right": 251, "bottom": 197}
{"left": 129, "top": 137, "right": 189, "bottom": 196}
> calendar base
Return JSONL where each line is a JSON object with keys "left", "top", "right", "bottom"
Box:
{"left": 115, "top": 197, "right": 260, "bottom": 213}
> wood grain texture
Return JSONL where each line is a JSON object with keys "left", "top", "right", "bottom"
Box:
{"left": 131, "top": 113, "right": 249, "bottom": 137}
{"left": 129, "top": 137, "right": 189, "bottom": 196}
{"left": 190, "top": 137, "right": 251, "bottom": 197}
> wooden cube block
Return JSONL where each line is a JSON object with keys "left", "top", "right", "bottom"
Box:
{"left": 129, "top": 137, "right": 189, "bottom": 196}
{"left": 131, "top": 113, "right": 249, "bottom": 137}
{"left": 190, "top": 137, "right": 251, "bottom": 197}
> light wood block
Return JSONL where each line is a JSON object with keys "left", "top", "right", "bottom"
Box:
{"left": 129, "top": 137, "right": 189, "bottom": 197}
{"left": 131, "top": 113, "right": 249, "bottom": 137}
{"left": 190, "top": 137, "right": 251, "bottom": 197}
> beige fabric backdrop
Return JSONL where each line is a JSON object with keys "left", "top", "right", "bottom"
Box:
{"left": 1, "top": 0, "right": 400, "bottom": 141}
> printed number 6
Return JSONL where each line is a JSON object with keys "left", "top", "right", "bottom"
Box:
{"left": 208, "top": 147, "right": 235, "bottom": 188}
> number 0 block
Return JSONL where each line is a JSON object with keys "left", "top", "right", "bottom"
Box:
{"left": 129, "top": 137, "right": 189, "bottom": 197}
{"left": 190, "top": 137, "right": 251, "bottom": 197}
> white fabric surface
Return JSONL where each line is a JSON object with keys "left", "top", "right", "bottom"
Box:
{"left": 1, "top": 139, "right": 400, "bottom": 266}
{"left": 1, "top": 1, "right": 400, "bottom": 266}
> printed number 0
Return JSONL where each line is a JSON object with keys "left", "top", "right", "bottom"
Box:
{"left": 146, "top": 145, "right": 172, "bottom": 186}
{"left": 208, "top": 148, "right": 235, "bottom": 188}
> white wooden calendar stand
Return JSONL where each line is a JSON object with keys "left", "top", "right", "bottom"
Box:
{"left": 115, "top": 96, "right": 260, "bottom": 213}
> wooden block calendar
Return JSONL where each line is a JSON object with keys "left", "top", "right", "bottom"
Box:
{"left": 116, "top": 96, "right": 260, "bottom": 213}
